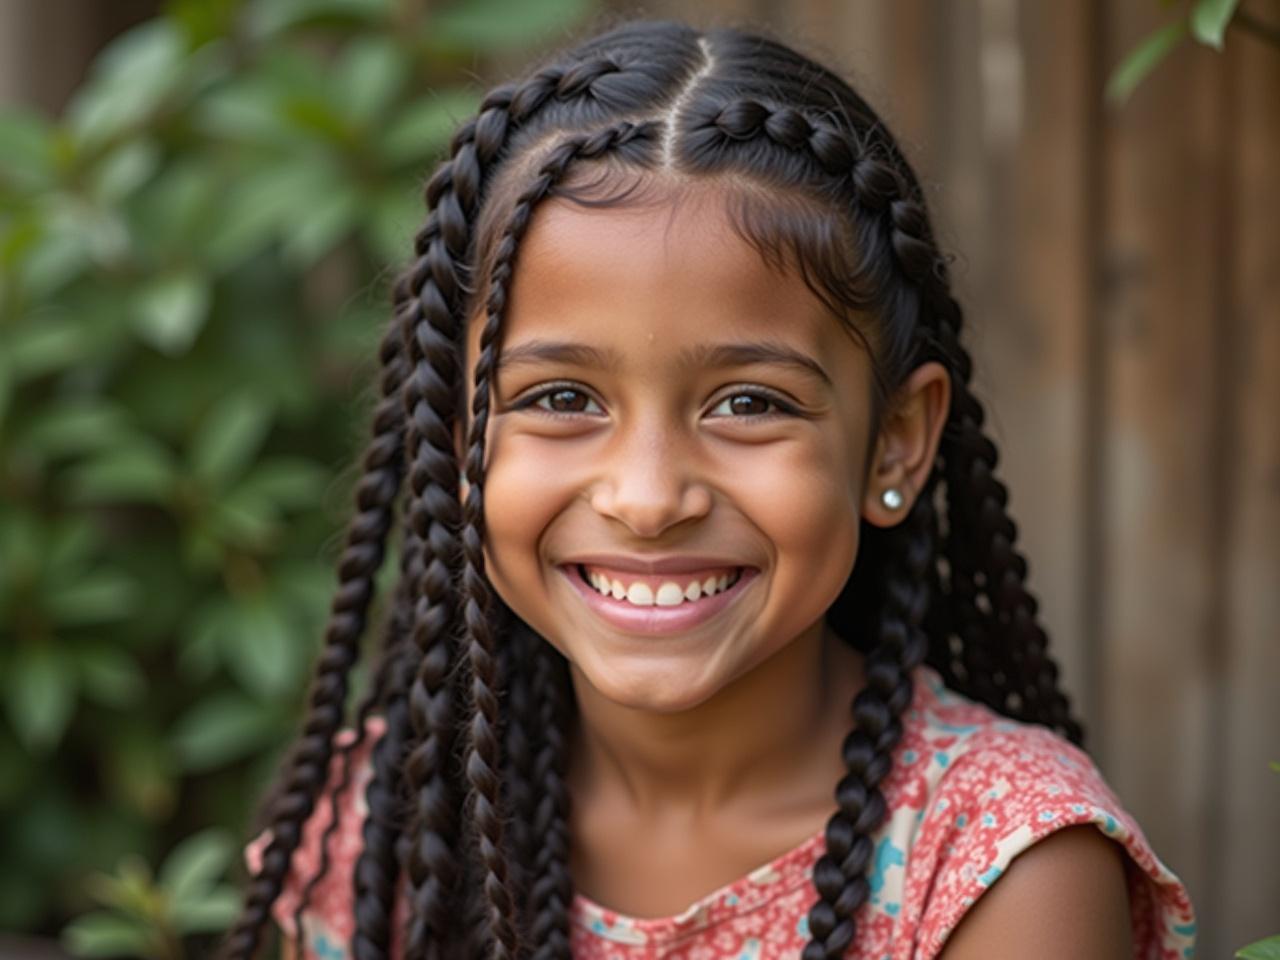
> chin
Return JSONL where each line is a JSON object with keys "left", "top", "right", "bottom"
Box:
{"left": 573, "top": 658, "right": 725, "bottom": 715}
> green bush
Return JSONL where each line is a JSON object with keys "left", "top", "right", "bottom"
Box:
{"left": 0, "top": 0, "right": 592, "bottom": 953}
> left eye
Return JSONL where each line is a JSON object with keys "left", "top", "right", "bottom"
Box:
{"left": 709, "top": 391, "right": 790, "bottom": 417}
{"left": 530, "top": 387, "right": 602, "bottom": 415}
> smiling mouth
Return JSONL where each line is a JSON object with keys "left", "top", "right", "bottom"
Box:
{"left": 574, "top": 563, "right": 745, "bottom": 606}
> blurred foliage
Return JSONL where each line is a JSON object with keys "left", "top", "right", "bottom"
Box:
{"left": 0, "top": 0, "right": 593, "bottom": 952}
{"left": 1106, "top": 0, "right": 1280, "bottom": 103}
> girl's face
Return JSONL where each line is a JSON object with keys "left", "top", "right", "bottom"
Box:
{"left": 465, "top": 182, "right": 879, "bottom": 714}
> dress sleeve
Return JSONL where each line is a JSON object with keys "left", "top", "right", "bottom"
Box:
{"left": 902, "top": 725, "right": 1197, "bottom": 959}
{"left": 242, "top": 717, "right": 386, "bottom": 956}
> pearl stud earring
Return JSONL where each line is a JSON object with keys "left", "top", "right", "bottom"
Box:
{"left": 881, "top": 487, "right": 904, "bottom": 510}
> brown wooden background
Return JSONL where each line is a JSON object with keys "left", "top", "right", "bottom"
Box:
{"left": 4, "top": 1, "right": 1277, "bottom": 956}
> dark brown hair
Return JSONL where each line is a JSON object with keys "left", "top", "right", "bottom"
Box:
{"left": 222, "top": 19, "right": 1082, "bottom": 960}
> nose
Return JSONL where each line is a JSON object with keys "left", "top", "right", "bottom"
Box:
{"left": 588, "top": 420, "right": 712, "bottom": 538}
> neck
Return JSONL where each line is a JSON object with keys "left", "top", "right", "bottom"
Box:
{"left": 567, "top": 622, "right": 866, "bottom": 825}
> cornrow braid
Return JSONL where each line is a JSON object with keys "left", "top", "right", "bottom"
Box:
{"left": 222, "top": 311, "right": 410, "bottom": 960}
{"left": 458, "top": 120, "right": 660, "bottom": 960}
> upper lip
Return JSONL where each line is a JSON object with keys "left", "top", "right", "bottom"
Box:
{"left": 563, "top": 554, "right": 753, "bottom": 575}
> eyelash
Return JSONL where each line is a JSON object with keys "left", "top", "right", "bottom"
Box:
{"left": 510, "top": 381, "right": 800, "bottom": 420}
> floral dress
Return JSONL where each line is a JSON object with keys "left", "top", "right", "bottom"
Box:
{"left": 245, "top": 664, "right": 1197, "bottom": 959}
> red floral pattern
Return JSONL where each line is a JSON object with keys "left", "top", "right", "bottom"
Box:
{"left": 246, "top": 665, "right": 1197, "bottom": 958}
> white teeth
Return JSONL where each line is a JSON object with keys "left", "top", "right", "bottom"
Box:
{"left": 655, "top": 582, "right": 684, "bottom": 606}
{"left": 625, "top": 582, "right": 654, "bottom": 606}
{"left": 582, "top": 567, "right": 744, "bottom": 605}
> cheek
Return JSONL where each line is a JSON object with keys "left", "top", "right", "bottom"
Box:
{"left": 730, "top": 436, "right": 863, "bottom": 610}
{"left": 477, "top": 432, "right": 572, "bottom": 618}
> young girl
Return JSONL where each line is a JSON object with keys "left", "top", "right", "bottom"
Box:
{"left": 228, "top": 19, "right": 1196, "bottom": 960}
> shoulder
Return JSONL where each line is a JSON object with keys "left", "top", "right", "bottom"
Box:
{"left": 933, "top": 822, "right": 1131, "bottom": 959}
{"left": 884, "top": 667, "right": 1197, "bottom": 959}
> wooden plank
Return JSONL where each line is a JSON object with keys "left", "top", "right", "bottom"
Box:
{"left": 1217, "top": 24, "right": 1280, "bottom": 960}
{"left": 990, "top": 0, "right": 1095, "bottom": 724}
{"left": 1095, "top": 0, "right": 1224, "bottom": 934}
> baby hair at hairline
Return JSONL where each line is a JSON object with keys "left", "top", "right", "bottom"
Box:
{"left": 224, "top": 18, "right": 1083, "bottom": 960}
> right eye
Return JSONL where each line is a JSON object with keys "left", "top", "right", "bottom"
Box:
{"left": 517, "top": 384, "right": 604, "bottom": 417}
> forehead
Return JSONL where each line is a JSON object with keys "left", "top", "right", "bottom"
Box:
{"left": 473, "top": 179, "right": 855, "bottom": 363}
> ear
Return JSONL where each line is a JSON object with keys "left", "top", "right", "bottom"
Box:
{"left": 862, "top": 361, "right": 951, "bottom": 527}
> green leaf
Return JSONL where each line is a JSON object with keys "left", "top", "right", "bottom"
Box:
{"left": 7, "top": 317, "right": 90, "bottom": 380}
{"left": 1191, "top": 0, "right": 1241, "bottom": 49}
{"left": 335, "top": 34, "right": 406, "bottom": 123}
{"left": 281, "top": 184, "right": 360, "bottom": 268}
{"left": 62, "top": 910, "right": 156, "bottom": 959}
{"left": 5, "top": 647, "right": 77, "bottom": 753}
{"left": 205, "top": 161, "right": 339, "bottom": 267}
{"left": 378, "top": 89, "right": 480, "bottom": 165}
{"left": 44, "top": 517, "right": 100, "bottom": 573}
{"left": 76, "top": 647, "right": 147, "bottom": 707}
{"left": 22, "top": 400, "right": 135, "bottom": 459}
{"left": 134, "top": 270, "right": 211, "bottom": 356}
{"left": 210, "top": 490, "right": 281, "bottom": 548}
{"left": 68, "top": 439, "right": 177, "bottom": 504}
{"left": 66, "top": 20, "right": 187, "bottom": 147}
{"left": 158, "top": 829, "right": 232, "bottom": 903}
{"left": 1106, "top": 19, "right": 1188, "bottom": 105}
{"left": 1237, "top": 936, "right": 1280, "bottom": 960}
{"left": 227, "top": 598, "right": 298, "bottom": 698}
{"left": 191, "top": 392, "right": 273, "bottom": 489}
{"left": 428, "top": 0, "right": 594, "bottom": 52}
{"left": 44, "top": 570, "right": 139, "bottom": 626}
{"left": 234, "top": 457, "right": 327, "bottom": 510}
{"left": 169, "top": 885, "right": 240, "bottom": 932}
{"left": 1270, "top": 760, "right": 1280, "bottom": 774}
{"left": 248, "top": 0, "right": 391, "bottom": 39}
{"left": 19, "top": 224, "right": 91, "bottom": 298}
{"left": 179, "top": 599, "right": 236, "bottom": 679}
{"left": 88, "top": 140, "right": 162, "bottom": 204}
{"left": 169, "top": 692, "right": 278, "bottom": 771}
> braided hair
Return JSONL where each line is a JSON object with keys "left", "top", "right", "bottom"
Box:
{"left": 224, "top": 19, "right": 1081, "bottom": 960}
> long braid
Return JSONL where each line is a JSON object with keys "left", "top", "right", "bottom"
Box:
{"left": 222, "top": 309, "right": 411, "bottom": 960}
{"left": 395, "top": 137, "right": 478, "bottom": 959}
{"left": 526, "top": 640, "right": 575, "bottom": 960}
{"left": 458, "top": 121, "right": 659, "bottom": 960}
{"left": 804, "top": 482, "right": 936, "bottom": 958}
{"left": 497, "top": 611, "right": 536, "bottom": 923}
{"left": 350, "top": 525, "right": 424, "bottom": 960}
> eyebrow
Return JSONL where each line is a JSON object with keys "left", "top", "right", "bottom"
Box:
{"left": 495, "top": 338, "right": 833, "bottom": 387}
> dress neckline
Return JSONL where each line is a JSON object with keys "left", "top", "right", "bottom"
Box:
{"left": 568, "top": 664, "right": 942, "bottom": 941}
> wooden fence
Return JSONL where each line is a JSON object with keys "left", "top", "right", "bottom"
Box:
{"left": 612, "top": 1, "right": 1279, "bottom": 955}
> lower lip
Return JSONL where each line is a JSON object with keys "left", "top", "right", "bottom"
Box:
{"left": 560, "top": 564, "right": 759, "bottom": 637}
